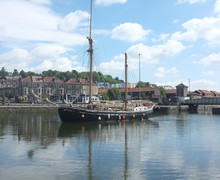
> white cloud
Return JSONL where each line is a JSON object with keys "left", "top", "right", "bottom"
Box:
{"left": 111, "top": 23, "right": 150, "bottom": 42}
{"left": 191, "top": 79, "right": 218, "bottom": 90}
{"left": 0, "top": 0, "right": 87, "bottom": 46}
{"left": 127, "top": 40, "right": 186, "bottom": 65}
{"left": 0, "top": 44, "right": 86, "bottom": 73}
{"left": 0, "top": 48, "right": 32, "bottom": 71}
{"left": 197, "top": 53, "right": 220, "bottom": 65}
{"left": 154, "top": 67, "right": 178, "bottom": 78}
{"left": 172, "top": 19, "right": 179, "bottom": 24}
{"left": 171, "top": 17, "right": 220, "bottom": 46}
{"left": 58, "top": 11, "right": 90, "bottom": 32}
{"left": 214, "top": 0, "right": 220, "bottom": 14}
{"left": 98, "top": 54, "right": 125, "bottom": 73}
{"left": 152, "top": 34, "right": 170, "bottom": 43}
{"left": 31, "top": 57, "right": 81, "bottom": 72}
{"left": 31, "top": 44, "right": 66, "bottom": 60}
{"left": 30, "top": 0, "right": 52, "bottom": 5}
{"left": 95, "top": 0, "right": 127, "bottom": 6}
{"left": 99, "top": 39, "right": 185, "bottom": 74}
{"left": 0, "top": 0, "right": 91, "bottom": 73}
{"left": 202, "top": 71, "right": 215, "bottom": 76}
{"left": 176, "top": 0, "right": 207, "bottom": 4}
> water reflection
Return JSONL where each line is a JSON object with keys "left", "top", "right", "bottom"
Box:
{"left": 58, "top": 120, "right": 159, "bottom": 180}
{"left": 0, "top": 112, "right": 61, "bottom": 160}
{"left": 1, "top": 112, "right": 220, "bottom": 179}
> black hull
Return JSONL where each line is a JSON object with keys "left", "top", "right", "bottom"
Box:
{"left": 58, "top": 106, "right": 154, "bottom": 122}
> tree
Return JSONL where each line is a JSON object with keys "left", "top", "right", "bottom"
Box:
{"left": 107, "top": 87, "right": 120, "bottom": 100}
{"left": 12, "top": 69, "right": 19, "bottom": 76}
{"left": 135, "top": 81, "right": 150, "bottom": 88}
{"left": 159, "top": 87, "right": 166, "bottom": 99}
{"left": 19, "top": 70, "right": 26, "bottom": 78}
{"left": 1, "top": 94, "right": 6, "bottom": 105}
{"left": 0, "top": 67, "right": 8, "bottom": 77}
{"left": 102, "top": 93, "right": 109, "bottom": 100}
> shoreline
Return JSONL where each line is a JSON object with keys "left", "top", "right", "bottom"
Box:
{"left": 1, "top": 104, "right": 220, "bottom": 114}
{"left": 0, "top": 104, "right": 58, "bottom": 112}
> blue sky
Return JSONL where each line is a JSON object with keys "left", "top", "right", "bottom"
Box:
{"left": 0, "top": 0, "right": 220, "bottom": 91}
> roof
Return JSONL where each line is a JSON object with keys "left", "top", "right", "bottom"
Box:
{"left": 21, "top": 76, "right": 63, "bottom": 83}
{"left": 119, "top": 87, "right": 158, "bottom": 93}
{"left": 165, "top": 89, "right": 176, "bottom": 94}
{"left": 98, "top": 87, "right": 158, "bottom": 94}
{"left": 196, "top": 89, "right": 213, "bottom": 95}
{"left": 43, "top": 76, "right": 63, "bottom": 84}
{"left": 98, "top": 89, "right": 108, "bottom": 94}
{"left": 66, "top": 78, "right": 96, "bottom": 86}
{"left": 21, "top": 76, "right": 32, "bottom": 83}
{"left": 176, "top": 83, "right": 188, "bottom": 88}
{"left": 211, "top": 91, "right": 220, "bottom": 96}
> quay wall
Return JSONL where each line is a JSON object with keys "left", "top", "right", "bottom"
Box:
{"left": 0, "top": 104, "right": 58, "bottom": 113}
{"left": 1, "top": 104, "right": 220, "bottom": 114}
{"left": 154, "top": 105, "right": 188, "bottom": 113}
{"left": 154, "top": 105, "right": 220, "bottom": 114}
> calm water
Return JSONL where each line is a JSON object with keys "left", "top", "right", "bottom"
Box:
{"left": 1, "top": 112, "right": 220, "bottom": 180}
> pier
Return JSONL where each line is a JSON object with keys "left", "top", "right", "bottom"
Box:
{"left": 182, "top": 97, "right": 220, "bottom": 113}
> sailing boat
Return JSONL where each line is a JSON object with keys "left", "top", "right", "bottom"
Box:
{"left": 58, "top": 0, "right": 154, "bottom": 122}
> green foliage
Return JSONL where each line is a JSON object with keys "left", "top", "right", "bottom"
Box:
{"left": 3, "top": 67, "right": 123, "bottom": 84}
{"left": 19, "top": 70, "right": 39, "bottom": 78}
{"left": 135, "top": 81, "right": 150, "bottom": 88}
{"left": 0, "top": 67, "right": 9, "bottom": 77}
{"left": 107, "top": 87, "right": 120, "bottom": 100}
{"left": 102, "top": 93, "right": 110, "bottom": 100}
{"left": 1, "top": 94, "right": 6, "bottom": 105}
{"left": 159, "top": 87, "right": 166, "bottom": 99}
{"left": 12, "top": 69, "right": 19, "bottom": 76}
{"left": 19, "top": 70, "right": 26, "bottom": 78}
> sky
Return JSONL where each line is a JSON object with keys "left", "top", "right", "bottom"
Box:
{"left": 0, "top": 0, "right": 220, "bottom": 91}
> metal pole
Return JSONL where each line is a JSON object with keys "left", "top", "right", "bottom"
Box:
{"left": 139, "top": 53, "right": 141, "bottom": 100}
{"left": 125, "top": 53, "right": 128, "bottom": 110}
{"left": 88, "top": 0, "right": 93, "bottom": 104}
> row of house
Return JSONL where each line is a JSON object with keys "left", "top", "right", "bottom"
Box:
{"left": 1, "top": 75, "right": 220, "bottom": 104}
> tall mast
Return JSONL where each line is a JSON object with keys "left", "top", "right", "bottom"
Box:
{"left": 138, "top": 53, "right": 141, "bottom": 100}
{"left": 88, "top": 0, "right": 93, "bottom": 104}
{"left": 125, "top": 53, "right": 128, "bottom": 110}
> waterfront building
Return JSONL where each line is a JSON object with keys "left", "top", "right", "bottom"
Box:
{"left": 98, "top": 87, "right": 161, "bottom": 102}
{"left": 176, "top": 83, "right": 188, "bottom": 97}
{"left": 20, "top": 76, "right": 64, "bottom": 102}
{"left": 65, "top": 78, "right": 99, "bottom": 103}
{"left": 0, "top": 76, "right": 20, "bottom": 99}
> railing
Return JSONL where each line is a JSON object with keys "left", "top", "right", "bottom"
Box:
{"left": 183, "top": 97, "right": 220, "bottom": 105}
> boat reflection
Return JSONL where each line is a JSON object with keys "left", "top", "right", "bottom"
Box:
{"left": 58, "top": 120, "right": 159, "bottom": 180}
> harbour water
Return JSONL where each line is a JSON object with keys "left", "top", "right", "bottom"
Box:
{"left": 1, "top": 111, "right": 220, "bottom": 180}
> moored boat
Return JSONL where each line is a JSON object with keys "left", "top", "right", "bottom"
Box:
{"left": 58, "top": 102, "right": 154, "bottom": 122}
{"left": 58, "top": 0, "right": 155, "bottom": 122}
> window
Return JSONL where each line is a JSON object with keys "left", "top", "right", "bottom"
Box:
{"left": 24, "top": 88, "right": 28, "bottom": 95}
{"left": 37, "top": 88, "right": 42, "bottom": 95}
{"left": 46, "top": 88, "right": 51, "bottom": 94}
{"left": 60, "top": 88, "right": 64, "bottom": 95}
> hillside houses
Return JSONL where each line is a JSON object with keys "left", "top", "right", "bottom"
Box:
{"left": 1, "top": 75, "right": 220, "bottom": 104}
